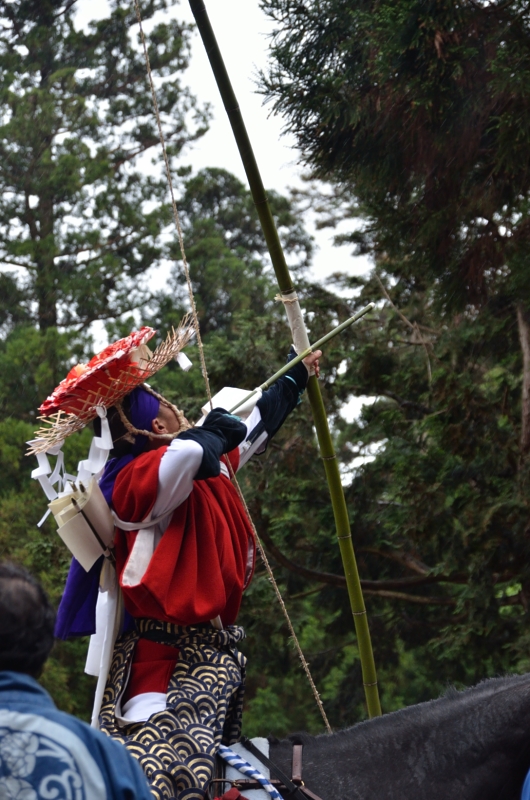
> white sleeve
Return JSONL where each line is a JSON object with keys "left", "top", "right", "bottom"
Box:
{"left": 153, "top": 410, "right": 267, "bottom": 518}
{"left": 151, "top": 438, "right": 204, "bottom": 519}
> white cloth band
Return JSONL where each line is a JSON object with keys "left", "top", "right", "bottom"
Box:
{"left": 29, "top": 406, "right": 112, "bottom": 526}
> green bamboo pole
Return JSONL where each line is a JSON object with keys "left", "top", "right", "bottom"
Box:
{"left": 229, "top": 304, "right": 374, "bottom": 414}
{"left": 188, "top": 0, "right": 381, "bottom": 718}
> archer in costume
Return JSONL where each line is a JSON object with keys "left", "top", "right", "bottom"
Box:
{"left": 32, "top": 325, "right": 320, "bottom": 800}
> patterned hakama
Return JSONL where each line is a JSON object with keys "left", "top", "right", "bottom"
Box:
{"left": 99, "top": 620, "right": 246, "bottom": 800}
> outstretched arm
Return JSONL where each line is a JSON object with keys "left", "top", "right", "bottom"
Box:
{"left": 151, "top": 348, "right": 321, "bottom": 517}
{"left": 233, "top": 347, "right": 322, "bottom": 471}
{"left": 256, "top": 348, "right": 320, "bottom": 438}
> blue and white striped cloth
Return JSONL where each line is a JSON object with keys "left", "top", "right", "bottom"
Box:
{"left": 217, "top": 744, "right": 282, "bottom": 800}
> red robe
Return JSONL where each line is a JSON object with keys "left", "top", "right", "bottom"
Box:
{"left": 112, "top": 447, "right": 254, "bottom": 699}
{"left": 113, "top": 447, "right": 255, "bottom": 626}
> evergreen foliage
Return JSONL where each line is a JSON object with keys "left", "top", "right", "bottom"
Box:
{"left": 257, "top": 0, "right": 530, "bottom": 725}
{"left": 0, "top": 0, "right": 207, "bottom": 334}
{"left": 261, "top": 0, "right": 530, "bottom": 306}
{"left": 0, "top": 0, "right": 324, "bottom": 729}
{"left": 4, "top": 0, "right": 530, "bottom": 740}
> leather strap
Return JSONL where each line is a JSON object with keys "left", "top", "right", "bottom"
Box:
{"left": 241, "top": 737, "right": 306, "bottom": 800}
{"left": 291, "top": 745, "right": 303, "bottom": 783}
{"left": 296, "top": 788, "right": 323, "bottom": 800}
{"left": 240, "top": 737, "right": 324, "bottom": 800}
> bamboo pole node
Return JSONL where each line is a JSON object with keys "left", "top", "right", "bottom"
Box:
{"left": 337, "top": 534, "right": 352, "bottom": 540}
{"left": 363, "top": 681, "right": 379, "bottom": 687}
{"left": 274, "top": 293, "right": 299, "bottom": 305}
{"left": 352, "top": 609, "right": 367, "bottom": 616}
{"left": 321, "top": 454, "right": 337, "bottom": 461}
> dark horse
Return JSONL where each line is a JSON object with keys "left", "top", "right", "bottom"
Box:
{"left": 269, "top": 673, "right": 530, "bottom": 799}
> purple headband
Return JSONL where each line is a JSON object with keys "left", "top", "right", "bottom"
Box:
{"left": 98, "top": 386, "right": 160, "bottom": 504}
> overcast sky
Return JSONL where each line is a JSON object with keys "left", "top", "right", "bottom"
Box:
{"left": 74, "top": 0, "right": 374, "bottom": 425}
{"left": 75, "top": 0, "right": 371, "bottom": 283}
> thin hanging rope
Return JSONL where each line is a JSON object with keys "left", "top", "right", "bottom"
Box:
{"left": 133, "top": 0, "right": 331, "bottom": 734}
{"left": 226, "top": 457, "right": 333, "bottom": 734}
{"left": 133, "top": 0, "right": 212, "bottom": 406}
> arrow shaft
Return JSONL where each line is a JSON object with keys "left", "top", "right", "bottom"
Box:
{"left": 229, "top": 304, "right": 374, "bottom": 414}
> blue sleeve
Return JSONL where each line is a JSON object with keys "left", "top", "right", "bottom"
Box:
{"left": 91, "top": 729, "right": 154, "bottom": 799}
{"left": 256, "top": 347, "right": 309, "bottom": 438}
{"left": 177, "top": 408, "right": 247, "bottom": 480}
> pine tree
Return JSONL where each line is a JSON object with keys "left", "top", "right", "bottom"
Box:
{"left": 256, "top": 0, "right": 530, "bottom": 718}
{"left": 0, "top": 0, "right": 207, "bottom": 400}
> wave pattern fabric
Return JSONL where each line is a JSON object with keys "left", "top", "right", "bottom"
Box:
{"left": 99, "top": 621, "right": 246, "bottom": 800}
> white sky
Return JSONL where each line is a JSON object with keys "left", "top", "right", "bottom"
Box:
{"left": 75, "top": 0, "right": 373, "bottom": 425}
{"left": 75, "top": 0, "right": 372, "bottom": 284}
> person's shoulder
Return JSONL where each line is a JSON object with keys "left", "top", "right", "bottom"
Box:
{"left": 0, "top": 698, "right": 152, "bottom": 800}
{"left": 121, "top": 447, "right": 167, "bottom": 473}
{"left": 64, "top": 713, "right": 154, "bottom": 798}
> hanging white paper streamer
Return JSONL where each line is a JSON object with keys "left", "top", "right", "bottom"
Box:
{"left": 30, "top": 447, "right": 62, "bottom": 502}
{"left": 77, "top": 406, "right": 112, "bottom": 487}
{"left": 28, "top": 440, "right": 77, "bottom": 525}
{"left": 30, "top": 406, "right": 112, "bottom": 526}
{"left": 176, "top": 351, "right": 192, "bottom": 371}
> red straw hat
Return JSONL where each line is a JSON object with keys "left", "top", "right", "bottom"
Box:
{"left": 29, "top": 317, "right": 192, "bottom": 455}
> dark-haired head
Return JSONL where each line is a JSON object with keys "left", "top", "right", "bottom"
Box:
{"left": 0, "top": 562, "right": 56, "bottom": 677}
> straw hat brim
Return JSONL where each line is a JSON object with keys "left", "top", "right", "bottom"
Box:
{"left": 29, "top": 317, "right": 193, "bottom": 455}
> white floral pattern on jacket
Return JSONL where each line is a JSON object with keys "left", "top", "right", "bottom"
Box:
{"left": 0, "top": 722, "right": 102, "bottom": 800}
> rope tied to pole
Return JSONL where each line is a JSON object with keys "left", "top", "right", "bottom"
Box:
{"left": 274, "top": 292, "right": 299, "bottom": 304}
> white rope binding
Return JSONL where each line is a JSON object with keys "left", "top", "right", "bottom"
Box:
{"left": 217, "top": 745, "right": 282, "bottom": 800}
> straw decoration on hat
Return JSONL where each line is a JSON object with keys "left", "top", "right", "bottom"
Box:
{"left": 28, "top": 315, "right": 193, "bottom": 455}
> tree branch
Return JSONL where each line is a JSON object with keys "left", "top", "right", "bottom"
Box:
{"left": 363, "top": 589, "right": 456, "bottom": 606}
{"left": 258, "top": 527, "right": 467, "bottom": 594}
{"left": 0, "top": 259, "right": 36, "bottom": 271}
{"left": 375, "top": 272, "right": 433, "bottom": 384}
{"left": 53, "top": 0, "right": 77, "bottom": 19}
{"left": 383, "top": 390, "right": 433, "bottom": 416}
{"left": 355, "top": 546, "right": 431, "bottom": 576}
{"left": 67, "top": 293, "right": 157, "bottom": 330}
{"left": 517, "top": 301, "right": 530, "bottom": 457}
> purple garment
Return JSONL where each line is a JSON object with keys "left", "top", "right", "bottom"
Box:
{"left": 55, "top": 387, "right": 160, "bottom": 639}
{"left": 55, "top": 557, "right": 103, "bottom": 639}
